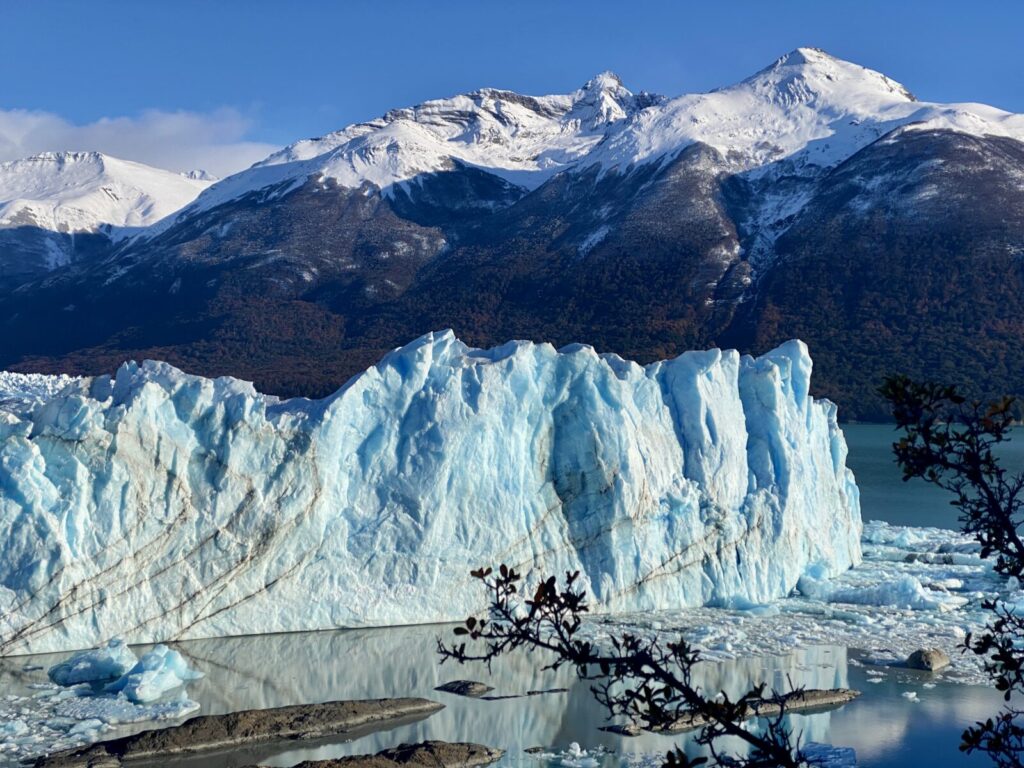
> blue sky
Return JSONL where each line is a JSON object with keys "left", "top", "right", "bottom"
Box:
{"left": 2, "top": 0, "right": 1021, "bottom": 175}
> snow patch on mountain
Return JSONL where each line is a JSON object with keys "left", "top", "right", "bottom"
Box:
{"left": 0, "top": 152, "right": 211, "bottom": 243}
{"left": 0, "top": 332, "right": 860, "bottom": 654}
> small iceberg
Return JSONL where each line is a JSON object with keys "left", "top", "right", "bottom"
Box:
{"left": 47, "top": 639, "right": 137, "bottom": 686}
{"left": 0, "top": 640, "right": 205, "bottom": 764}
{"left": 105, "top": 645, "right": 204, "bottom": 703}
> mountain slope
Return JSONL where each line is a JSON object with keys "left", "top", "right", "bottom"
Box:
{"left": 0, "top": 152, "right": 212, "bottom": 289}
{"left": 1, "top": 49, "right": 1023, "bottom": 419}
{"left": 735, "top": 128, "right": 1024, "bottom": 415}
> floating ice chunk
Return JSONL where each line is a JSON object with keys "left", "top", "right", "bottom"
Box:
{"left": 43, "top": 715, "right": 78, "bottom": 732}
{"left": 562, "top": 742, "right": 599, "bottom": 768}
{"left": 0, "top": 719, "right": 27, "bottom": 738}
{"left": 54, "top": 689, "right": 200, "bottom": 724}
{"left": 105, "top": 645, "right": 203, "bottom": 703}
{"left": 798, "top": 569, "right": 965, "bottom": 611}
{"left": 717, "top": 595, "right": 781, "bottom": 617}
{"left": 67, "top": 718, "right": 104, "bottom": 736}
{"left": 995, "top": 587, "right": 1024, "bottom": 616}
{"left": 862, "top": 521, "right": 983, "bottom": 557}
{"left": 529, "top": 742, "right": 609, "bottom": 768}
{"left": 48, "top": 639, "right": 137, "bottom": 686}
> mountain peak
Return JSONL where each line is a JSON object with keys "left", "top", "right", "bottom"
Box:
{"left": 181, "top": 169, "right": 218, "bottom": 182}
{"left": 18, "top": 151, "right": 107, "bottom": 167}
{"left": 570, "top": 70, "right": 663, "bottom": 128}
{"left": 0, "top": 150, "right": 212, "bottom": 237}
{"left": 581, "top": 70, "right": 626, "bottom": 93}
{"left": 743, "top": 47, "right": 916, "bottom": 103}
{"left": 778, "top": 46, "right": 836, "bottom": 66}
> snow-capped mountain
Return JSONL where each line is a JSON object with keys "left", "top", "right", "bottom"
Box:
{"left": 592, "top": 47, "right": 1022, "bottom": 171}
{"left": 155, "top": 70, "right": 664, "bottom": 225}
{"left": 0, "top": 151, "right": 211, "bottom": 236}
{"left": 2, "top": 48, "right": 1024, "bottom": 419}
{"left": 255, "top": 69, "right": 661, "bottom": 183}
{"left": 0, "top": 152, "right": 211, "bottom": 289}
{"left": 157, "top": 47, "right": 1021, "bottom": 227}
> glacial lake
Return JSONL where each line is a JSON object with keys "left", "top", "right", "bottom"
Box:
{"left": 843, "top": 423, "right": 1024, "bottom": 529}
{"left": 1, "top": 424, "right": 1014, "bottom": 767}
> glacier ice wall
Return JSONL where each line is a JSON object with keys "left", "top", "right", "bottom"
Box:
{"left": 0, "top": 331, "right": 861, "bottom": 654}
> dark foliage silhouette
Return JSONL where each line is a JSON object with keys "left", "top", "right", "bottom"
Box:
{"left": 882, "top": 375, "right": 1024, "bottom": 768}
{"left": 437, "top": 565, "right": 829, "bottom": 767}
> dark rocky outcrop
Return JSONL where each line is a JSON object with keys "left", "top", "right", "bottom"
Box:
{"left": 657, "top": 688, "right": 861, "bottom": 734}
{"left": 254, "top": 741, "right": 504, "bottom": 768}
{"left": 434, "top": 680, "right": 494, "bottom": 698}
{"left": 34, "top": 698, "right": 444, "bottom": 768}
{"left": 905, "top": 648, "right": 951, "bottom": 672}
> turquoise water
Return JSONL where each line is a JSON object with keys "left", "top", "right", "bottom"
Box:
{"left": 843, "top": 423, "right": 1024, "bottom": 529}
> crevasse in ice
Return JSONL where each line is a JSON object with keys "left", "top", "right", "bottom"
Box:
{"left": 0, "top": 331, "right": 861, "bottom": 654}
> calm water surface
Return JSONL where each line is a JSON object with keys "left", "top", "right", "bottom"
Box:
{"left": 843, "top": 423, "right": 1024, "bottom": 529}
{"left": 1, "top": 630, "right": 1002, "bottom": 768}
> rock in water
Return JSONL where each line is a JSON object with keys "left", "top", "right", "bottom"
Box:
{"left": 0, "top": 331, "right": 862, "bottom": 654}
{"left": 271, "top": 741, "right": 505, "bottom": 768}
{"left": 658, "top": 688, "right": 861, "bottom": 733}
{"left": 434, "top": 681, "right": 495, "bottom": 698}
{"left": 906, "top": 648, "right": 951, "bottom": 671}
{"left": 34, "top": 699, "right": 445, "bottom": 767}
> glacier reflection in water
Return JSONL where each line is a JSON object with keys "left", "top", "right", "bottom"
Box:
{"left": 136, "top": 625, "right": 999, "bottom": 768}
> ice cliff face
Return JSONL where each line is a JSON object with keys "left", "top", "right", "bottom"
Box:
{"left": 0, "top": 332, "right": 861, "bottom": 654}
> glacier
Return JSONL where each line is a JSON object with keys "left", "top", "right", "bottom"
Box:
{"left": 0, "top": 331, "right": 861, "bottom": 655}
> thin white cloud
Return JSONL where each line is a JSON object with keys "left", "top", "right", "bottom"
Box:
{"left": 0, "top": 107, "right": 280, "bottom": 178}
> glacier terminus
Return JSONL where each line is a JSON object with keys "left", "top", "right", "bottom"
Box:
{"left": 0, "top": 332, "right": 861, "bottom": 655}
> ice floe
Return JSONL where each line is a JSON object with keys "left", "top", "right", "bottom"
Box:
{"left": 0, "top": 641, "right": 201, "bottom": 764}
